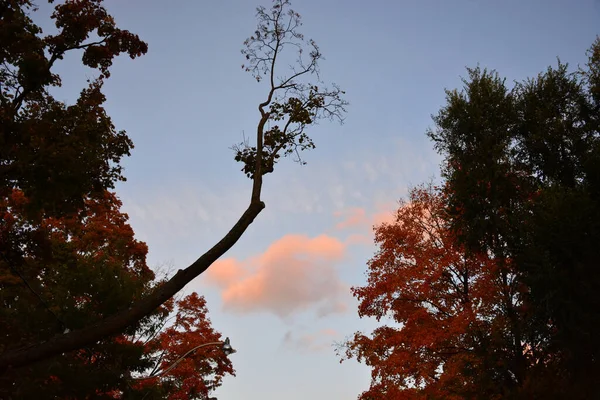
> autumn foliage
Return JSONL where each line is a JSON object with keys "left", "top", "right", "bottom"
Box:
{"left": 343, "top": 186, "right": 538, "bottom": 399}
{"left": 139, "top": 293, "right": 235, "bottom": 399}
{"left": 346, "top": 38, "right": 600, "bottom": 399}
{"left": 427, "top": 38, "right": 600, "bottom": 398}
{"left": 1, "top": 0, "right": 234, "bottom": 397}
{"left": 0, "top": 188, "right": 234, "bottom": 398}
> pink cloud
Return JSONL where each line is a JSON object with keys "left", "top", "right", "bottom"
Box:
{"left": 206, "top": 234, "right": 349, "bottom": 318}
{"left": 344, "top": 233, "right": 372, "bottom": 246}
{"left": 204, "top": 258, "right": 247, "bottom": 288}
{"left": 371, "top": 209, "right": 396, "bottom": 226}
{"left": 334, "top": 207, "right": 368, "bottom": 230}
{"left": 334, "top": 204, "right": 397, "bottom": 234}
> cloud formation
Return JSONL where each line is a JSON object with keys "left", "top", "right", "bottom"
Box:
{"left": 334, "top": 205, "right": 396, "bottom": 233}
{"left": 205, "top": 234, "right": 349, "bottom": 319}
{"left": 334, "top": 207, "right": 368, "bottom": 230}
{"left": 283, "top": 328, "right": 341, "bottom": 352}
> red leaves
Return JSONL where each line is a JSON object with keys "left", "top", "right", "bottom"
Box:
{"left": 1, "top": 187, "right": 233, "bottom": 398}
{"left": 345, "top": 185, "right": 531, "bottom": 399}
{"left": 1, "top": 187, "right": 152, "bottom": 396}
{"left": 142, "top": 293, "right": 235, "bottom": 399}
{"left": 0, "top": 3, "right": 236, "bottom": 397}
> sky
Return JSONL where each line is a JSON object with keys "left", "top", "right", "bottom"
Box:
{"left": 34, "top": 0, "right": 600, "bottom": 398}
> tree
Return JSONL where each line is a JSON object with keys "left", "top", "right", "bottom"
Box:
{"left": 427, "top": 38, "right": 600, "bottom": 397}
{"left": 341, "top": 185, "right": 541, "bottom": 399}
{"left": 1, "top": 0, "right": 147, "bottom": 217}
{"left": 124, "top": 293, "right": 234, "bottom": 400}
{"left": 0, "top": 0, "right": 346, "bottom": 371}
{"left": 0, "top": 188, "right": 233, "bottom": 398}
{"left": 1, "top": 189, "right": 153, "bottom": 398}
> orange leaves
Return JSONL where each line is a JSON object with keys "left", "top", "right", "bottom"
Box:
{"left": 345, "top": 185, "right": 529, "bottom": 399}
{"left": 0, "top": 2, "right": 236, "bottom": 397}
{"left": 1, "top": 186, "right": 232, "bottom": 398}
{"left": 142, "top": 293, "right": 234, "bottom": 399}
{"left": 1, "top": 186, "right": 152, "bottom": 330}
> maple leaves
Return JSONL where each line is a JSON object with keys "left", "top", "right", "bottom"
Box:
{"left": 139, "top": 293, "right": 235, "bottom": 399}
{"left": 343, "top": 185, "right": 531, "bottom": 399}
{"left": 346, "top": 38, "right": 600, "bottom": 399}
{"left": 0, "top": 188, "right": 234, "bottom": 398}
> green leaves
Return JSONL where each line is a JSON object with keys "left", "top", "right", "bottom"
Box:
{"left": 1, "top": 0, "right": 148, "bottom": 218}
{"left": 427, "top": 38, "right": 600, "bottom": 397}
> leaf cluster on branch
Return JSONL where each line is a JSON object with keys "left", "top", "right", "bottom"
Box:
{"left": 233, "top": 0, "right": 347, "bottom": 178}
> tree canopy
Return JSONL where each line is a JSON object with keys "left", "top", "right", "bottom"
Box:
{"left": 428, "top": 37, "right": 600, "bottom": 397}
{"left": 343, "top": 185, "right": 534, "bottom": 399}
{"left": 344, "top": 37, "right": 600, "bottom": 399}
{"left": 1, "top": 1, "right": 239, "bottom": 395}
{"left": 0, "top": 188, "right": 233, "bottom": 398}
{"left": 1, "top": 0, "right": 147, "bottom": 217}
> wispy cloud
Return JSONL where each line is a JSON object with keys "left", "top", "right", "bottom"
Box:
{"left": 334, "top": 207, "right": 368, "bottom": 230}
{"left": 123, "top": 185, "right": 248, "bottom": 236}
{"left": 334, "top": 204, "right": 397, "bottom": 233}
{"left": 119, "top": 183, "right": 250, "bottom": 268}
{"left": 282, "top": 328, "right": 341, "bottom": 353}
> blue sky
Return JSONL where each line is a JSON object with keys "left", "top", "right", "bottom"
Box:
{"left": 38, "top": 0, "right": 599, "bottom": 398}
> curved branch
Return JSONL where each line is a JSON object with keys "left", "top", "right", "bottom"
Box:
{"left": 134, "top": 341, "right": 224, "bottom": 380}
{"left": 11, "top": 38, "right": 109, "bottom": 114}
{"left": 0, "top": 200, "right": 265, "bottom": 371}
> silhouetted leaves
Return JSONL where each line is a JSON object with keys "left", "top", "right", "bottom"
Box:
{"left": 427, "top": 37, "right": 600, "bottom": 398}
{"left": 0, "top": 2, "right": 232, "bottom": 398}
{"left": 234, "top": 0, "right": 347, "bottom": 179}
{"left": 1, "top": 0, "right": 147, "bottom": 217}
